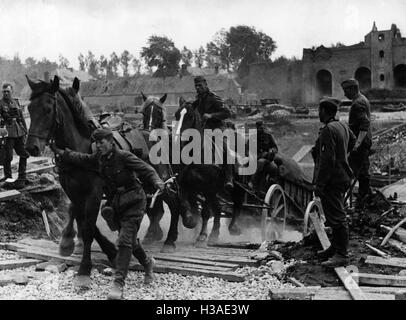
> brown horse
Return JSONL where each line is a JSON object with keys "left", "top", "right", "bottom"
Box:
{"left": 25, "top": 75, "right": 118, "bottom": 286}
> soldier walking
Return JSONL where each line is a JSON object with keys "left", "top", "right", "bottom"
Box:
{"left": 313, "top": 98, "right": 356, "bottom": 267}
{"left": 0, "top": 83, "right": 29, "bottom": 188}
{"left": 52, "top": 128, "right": 165, "bottom": 300}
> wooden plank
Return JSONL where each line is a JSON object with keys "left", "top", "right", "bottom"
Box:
{"left": 354, "top": 272, "right": 406, "bottom": 287}
{"left": 153, "top": 253, "right": 240, "bottom": 269}
{"left": 381, "top": 225, "right": 406, "bottom": 244}
{"left": 365, "top": 243, "right": 390, "bottom": 258}
{"left": 26, "top": 164, "right": 55, "bottom": 175}
{"left": 365, "top": 255, "right": 406, "bottom": 268}
{"left": 0, "top": 258, "right": 43, "bottom": 270}
{"left": 0, "top": 190, "right": 21, "bottom": 202}
{"left": 309, "top": 211, "right": 330, "bottom": 250}
{"left": 387, "top": 239, "right": 406, "bottom": 255}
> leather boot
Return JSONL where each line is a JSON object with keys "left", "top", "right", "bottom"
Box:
{"left": 133, "top": 239, "right": 155, "bottom": 284}
{"left": 1, "top": 160, "right": 12, "bottom": 182}
{"left": 321, "top": 226, "right": 349, "bottom": 268}
{"left": 109, "top": 246, "right": 132, "bottom": 299}
{"left": 107, "top": 282, "right": 124, "bottom": 300}
{"left": 15, "top": 157, "right": 27, "bottom": 189}
{"left": 317, "top": 246, "right": 335, "bottom": 260}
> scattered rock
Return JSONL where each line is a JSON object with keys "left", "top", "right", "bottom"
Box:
{"left": 101, "top": 267, "right": 114, "bottom": 276}
{"left": 39, "top": 173, "right": 56, "bottom": 185}
{"left": 399, "top": 270, "right": 406, "bottom": 276}
{"left": 12, "top": 274, "right": 29, "bottom": 285}
{"left": 266, "top": 260, "right": 285, "bottom": 274}
{"left": 45, "top": 263, "right": 67, "bottom": 273}
{"left": 0, "top": 275, "right": 14, "bottom": 286}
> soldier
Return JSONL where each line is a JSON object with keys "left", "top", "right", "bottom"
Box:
{"left": 0, "top": 83, "right": 29, "bottom": 188}
{"left": 249, "top": 120, "right": 278, "bottom": 190}
{"left": 313, "top": 98, "right": 356, "bottom": 268}
{"left": 341, "top": 78, "right": 372, "bottom": 210}
{"left": 51, "top": 128, "right": 165, "bottom": 300}
{"left": 191, "top": 76, "right": 234, "bottom": 190}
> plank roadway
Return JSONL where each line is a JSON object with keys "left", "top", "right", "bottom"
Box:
{"left": 0, "top": 240, "right": 251, "bottom": 282}
{"left": 0, "top": 258, "right": 43, "bottom": 270}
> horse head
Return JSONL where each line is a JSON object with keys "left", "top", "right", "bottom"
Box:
{"left": 141, "top": 92, "right": 167, "bottom": 130}
{"left": 174, "top": 96, "right": 202, "bottom": 136}
{"left": 25, "top": 75, "right": 90, "bottom": 156}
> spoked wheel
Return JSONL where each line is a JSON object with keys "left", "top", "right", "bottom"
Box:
{"left": 261, "top": 184, "right": 287, "bottom": 242}
{"left": 303, "top": 198, "right": 325, "bottom": 238}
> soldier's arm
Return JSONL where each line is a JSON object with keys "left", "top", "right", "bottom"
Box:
{"left": 353, "top": 101, "right": 370, "bottom": 145}
{"left": 60, "top": 149, "right": 98, "bottom": 168}
{"left": 125, "top": 153, "right": 164, "bottom": 190}
{"left": 348, "top": 127, "right": 356, "bottom": 153}
{"left": 315, "top": 128, "right": 335, "bottom": 187}
{"left": 209, "top": 95, "right": 231, "bottom": 120}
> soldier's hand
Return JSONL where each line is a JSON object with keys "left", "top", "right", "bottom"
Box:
{"left": 202, "top": 113, "right": 212, "bottom": 120}
{"left": 50, "top": 141, "right": 64, "bottom": 156}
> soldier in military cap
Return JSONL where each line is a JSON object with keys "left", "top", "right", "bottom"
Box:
{"left": 313, "top": 98, "right": 356, "bottom": 268}
{"left": 51, "top": 127, "right": 165, "bottom": 300}
{"left": 341, "top": 78, "right": 372, "bottom": 210}
{"left": 249, "top": 120, "right": 278, "bottom": 190}
{"left": 0, "top": 83, "right": 29, "bottom": 188}
{"left": 191, "top": 75, "right": 235, "bottom": 190}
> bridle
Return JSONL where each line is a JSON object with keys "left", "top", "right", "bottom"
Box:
{"left": 28, "top": 91, "right": 60, "bottom": 145}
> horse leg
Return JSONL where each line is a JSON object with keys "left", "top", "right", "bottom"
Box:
{"left": 229, "top": 188, "right": 243, "bottom": 236}
{"left": 195, "top": 202, "right": 210, "bottom": 247}
{"left": 74, "top": 220, "right": 84, "bottom": 255}
{"left": 59, "top": 203, "right": 77, "bottom": 257}
{"left": 74, "top": 195, "right": 99, "bottom": 288}
{"left": 208, "top": 197, "right": 221, "bottom": 244}
{"left": 161, "top": 202, "right": 179, "bottom": 253}
{"left": 143, "top": 198, "right": 164, "bottom": 244}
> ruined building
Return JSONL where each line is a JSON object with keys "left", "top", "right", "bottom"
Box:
{"left": 248, "top": 23, "right": 406, "bottom": 105}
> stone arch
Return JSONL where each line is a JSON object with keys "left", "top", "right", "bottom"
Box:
{"left": 354, "top": 67, "right": 371, "bottom": 91}
{"left": 394, "top": 64, "right": 406, "bottom": 88}
{"left": 316, "top": 69, "right": 332, "bottom": 97}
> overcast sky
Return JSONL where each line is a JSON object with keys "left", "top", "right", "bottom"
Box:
{"left": 0, "top": 0, "right": 405, "bottom": 69}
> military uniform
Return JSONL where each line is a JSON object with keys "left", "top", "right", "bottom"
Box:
{"left": 0, "top": 97, "right": 29, "bottom": 182}
{"left": 348, "top": 92, "right": 372, "bottom": 200}
{"left": 60, "top": 145, "right": 164, "bottom": 289}
{"left": 313, "top": 117, "right": 356, "bottom": 261}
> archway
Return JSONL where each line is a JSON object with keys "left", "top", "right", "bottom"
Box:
{"left": 394, "top": 64, "right": 406, "bottom": 88}
{"left": 316, "top": 69, "right": 332, "bottom": 97}
{"left": 354, "top": 67, "right": 371, "bottom": 91}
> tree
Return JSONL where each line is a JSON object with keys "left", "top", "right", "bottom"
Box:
{"left": 181, "top": 46, "right": 193, "bottom": 67}
{"left": 223, "top": 25, "right": 276, "bottom": 77}
{"left": 25, "top": 57, "right": 37, "bottom": 69}
{"left": 120, "top": 50, "right": 133, "bottom": 77}
{"left": 99, "top": 55, "right": 108, "bottom": 78}
{"left": 193, "top": 46, "right": 205, "bottom": 68}
{"left": 108, "top": 52, "right": 120, "bottom": 78}
{"left": 85, "top": 51, "right": 99, "bottom": 78}
{"left": 206, "top": 29, "right": 232, "bottom": 71}
{"left": 58, "top": 54, "right": 70, "bottom": 69}
{"left": 131, "top": 57, "right": 141, "bottom": 75}
{"left": 141, "top": 35, "right": 181, "bottom": 77}
{"left": 331, "top": 42, "right": 345, "bottom": 48}
{"left": 78, "top": 53, "right": 86, "bottom": 71}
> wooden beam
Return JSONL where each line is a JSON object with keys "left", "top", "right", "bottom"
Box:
{"left": 387, "top": 239, "right": 406, "bottom": 255}
{"left": 381, "top": 225, "right": 406, "bottom": 244}
{"left": 365, "top": 255, "right": 406, "bottom": 268}
{"left": 365, "top": 243, "right": 390, "bottom": 258}
{"left": 0, "top": 259, "right": 43, "bottom": 270}
{"left": 0, "top": 189, "right": 21, "bottom": 202}
{"left": 354, "top": 272, "right": 406, "bottom": 287}
{"left": 309, "top": 211, "right": 331, "bottom": 250}
{"left": 381, "top": 218, "right": 406, "bottom": 246}
{"left": 292, "top": 145, "right": 313, "bottom": 163}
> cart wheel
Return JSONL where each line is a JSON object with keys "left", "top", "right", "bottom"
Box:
{"left": 303, "top": 198, "right": 325, "bottom": 237}
{"left": 261, "top": 184, "right": 287, "bottom": 242}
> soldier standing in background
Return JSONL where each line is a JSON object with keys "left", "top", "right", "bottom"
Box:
{"left": 0, "top": 83, "right": 29, "bottom": 189}
{"left": 313, "top": 98, "right": 356, "bottom": 267}
{"left": 341, "top": 78, "right": 372, "bottom": 210}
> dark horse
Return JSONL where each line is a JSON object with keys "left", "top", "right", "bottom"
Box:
{"left": 144, "top": 96, "right": 246, "bottom": 247}
{"left": 25, "top": 75, "right": 118, "bottom": 286}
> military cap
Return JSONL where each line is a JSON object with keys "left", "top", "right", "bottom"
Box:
{"left": 194, "top": 76, "right": 207, "bottom": 84}
{"left": 319, "top": 97, "right": 340, "bottom": 114}
{"left": 91, "top": 128, "right": 113, "bottom": 141}
{"left": 341, "top": 78, "right": 359, "bottom": 89}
